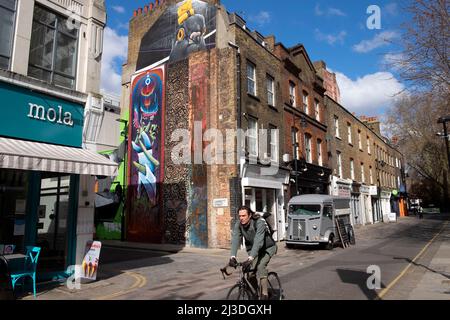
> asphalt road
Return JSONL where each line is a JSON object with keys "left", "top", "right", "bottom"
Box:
{"left": 24, "top": 214, "right": 449, "bottom": 300}
{"left": 208, "top": 214, "right": 450, "bottom": 300}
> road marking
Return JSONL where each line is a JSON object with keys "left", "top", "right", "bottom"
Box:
{"left": 94, "top": 271, "right": 147, "bottom": 300}
{"left": 376, "top": 220, "right": 449, "bottom": 300}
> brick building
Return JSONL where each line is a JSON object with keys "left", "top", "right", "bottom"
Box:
{"left": 273, "top": 44, "right": 331, "bottom": 198}
{"left": 316, "top": 61, "right": 407, "bottom": 225}
{"left": 120, "top": 0, "right": 339, "bottom": 248}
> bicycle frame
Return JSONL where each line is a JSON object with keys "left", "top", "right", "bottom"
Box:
{"left": 221, "top": 262, "right": 260, "bottom": 299}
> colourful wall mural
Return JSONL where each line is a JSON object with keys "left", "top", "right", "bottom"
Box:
{"left": 136, "top": 0, "right": 217, "bottom": 70}
{"left": 127, "top": 65, "right": 166, "bottom": 242}
{"left": 187, "top": 60, "right": 209, "bottom": 247}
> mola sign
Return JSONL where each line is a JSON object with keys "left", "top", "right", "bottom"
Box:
{"left": 0, "top": 81, "right": 84, "bottom": 147}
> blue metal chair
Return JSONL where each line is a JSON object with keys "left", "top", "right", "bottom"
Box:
{"left": 10, "top": 246, "right": 41, "bottom": 298}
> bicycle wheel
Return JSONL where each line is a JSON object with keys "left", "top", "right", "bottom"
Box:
{"left": 226, "top": 284, "right": 253, "bottom": 300}
{"left": 267, "top": 272, "right": 283, "bottom": 300}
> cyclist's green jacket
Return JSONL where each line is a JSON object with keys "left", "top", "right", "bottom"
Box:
{"left": 231, "top": 217, "right": 277, "bottom": 259}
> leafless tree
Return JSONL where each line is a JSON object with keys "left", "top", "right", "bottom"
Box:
{"left": 396, "top": 0, "right": 450, "bottom": 97}
{"left": 387, "top": 93, "right": 450, "bottom": 206}
{"left": 385, "top": 0, "right": 450, "bottom": 208}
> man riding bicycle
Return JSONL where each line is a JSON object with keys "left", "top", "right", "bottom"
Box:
{"left": 228, "top": 205, "right": 277, "bottom": 300}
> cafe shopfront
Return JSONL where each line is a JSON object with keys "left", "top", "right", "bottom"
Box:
{"left": 0, "top": 79, "right": 117, "bottom": 280}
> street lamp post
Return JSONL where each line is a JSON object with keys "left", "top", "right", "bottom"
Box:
{"left": 437, "top": 116, "right": 450, "bottom": 172}
{"left": 437, "top": 116, "right": 450, "bottom": 212}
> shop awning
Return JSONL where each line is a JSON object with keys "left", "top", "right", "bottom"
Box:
{"left": 0, "top": 137, "right": 118, "bottom": 176}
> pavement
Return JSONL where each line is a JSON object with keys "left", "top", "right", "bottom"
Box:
{"left": 15, "top": 213, "right": 450, "bottom": 300}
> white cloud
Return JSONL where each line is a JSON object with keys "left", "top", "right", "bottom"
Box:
{"left": 353, "top": 31, "right": 399, "bottom": 53}
{"left": 112, "top": 6, "right": 125, "bottom": 14}
{"left": 335, "top": 71, "right": 405, "bottom": 115}
{"left": 315, "top": 29, "right": 347, "bottom": 45}
{"left": 248, "top": 11, "right": 271, "bottom": 26}
{"left": 315, "top": 4, "right": 346, "bottom": 16}
{"left": 101, "top": 27, "right": 128, "bottom": 96}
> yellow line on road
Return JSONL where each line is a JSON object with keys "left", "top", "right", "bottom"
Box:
{"left": 94, "top": 272, "right": 147, "bottom": 300}
{"left": 376, "top": 220, "right": 449, "bottom": 300}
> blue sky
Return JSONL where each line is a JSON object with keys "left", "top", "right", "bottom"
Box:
{"left": 102, "top": 0, "right": 410, "bottom": 117}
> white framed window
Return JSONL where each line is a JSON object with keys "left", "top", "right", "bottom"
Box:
{"left": 361, "top": 163, "right": 365, "bottom": 183}
{"left": 303, "top": 91, "right": 309, "bottom": 114}
{"left": 369, "top": 166, "right": 373, "bottom": 185}
{"left": 334, "top": 116, "right": 340, "bottom": 138}
{"left": 358, "top": 130, "right": 362, "bottom": 150}
{"left": 269, "top": 124, "right": 278, "bottom": 162}
{"left": 304, "top": 133, "right": 312, "bottom": 163}
{"left": 86, "top": 111, "right": 102, "bottom": 142}
{"left": 350, "top": 158, "right": 355, "bottom": 180}
{"left": 317, "top": 139, "right": 323, "bottom": 166}
{"left": 314, "top": 99, "right": 320, "bottom": 121}
{"left": 397, "top": 176, "right": 401, "bottom": 188}
{"left": 266, "top": 74, "right": 275, "bottom": 106}
{"left": 247, "top": 61, "right": 256, "bottom": 96}
{"left": 0, "top": 0, "right": 17, "bottom": 70}
{"left": 367, "top": 136, "right": 371, "bottom": 154}
{"left": 347, "top": 123, "right": 352, "bottom": 144}
{"left": 28, "top": 4, "right": 79, "bottom": 89}
{"left": 247, "top": 116, "right": 258, "bottom": 157}
{"left": 289, "top": 81, "right": 296, "bottom": 107}
{"left": 337, "top": 151, "right": 342, "bottom": 178}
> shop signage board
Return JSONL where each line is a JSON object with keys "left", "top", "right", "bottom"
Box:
{"left": 213, "top": 198, "right": 228, "bottom": 208}
{"left": 337, "top": 184, "right": 351, "bottom": 197}
{"left": 0, "top": 81, "right": 84, "bottom": 147}
{"left": 81, "top": 241, "right": 102, "bottom": 280}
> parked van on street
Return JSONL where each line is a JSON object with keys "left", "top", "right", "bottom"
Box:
{"left": 286, "top": 195, "right": 355, "bottom": 250}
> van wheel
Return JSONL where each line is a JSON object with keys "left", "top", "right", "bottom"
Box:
{"left": 286, "top": 243, "right": 294, "bottom": 249}
{"left": 325, "top": 234, "right": 334, "bottom": 250}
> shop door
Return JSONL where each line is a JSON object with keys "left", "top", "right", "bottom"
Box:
{"left": 36, "top": 173, "right": 71, "bottom": 272}
{"left": 244, "top": 187, "right": 278, "bottom": 241}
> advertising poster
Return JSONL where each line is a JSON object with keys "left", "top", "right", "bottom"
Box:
{"left": 136, "top": 0, "right": 217, "bottom": 70}
{"left": 81, "top": 241, "right": 102, "bottom": 280}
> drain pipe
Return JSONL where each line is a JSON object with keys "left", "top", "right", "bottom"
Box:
{"left": 228, "top": 41, "right": 243, "bottom": 175}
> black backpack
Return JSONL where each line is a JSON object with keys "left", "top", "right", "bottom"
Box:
{"left": 252, "top": 213, "right": 276, "bottom": 244}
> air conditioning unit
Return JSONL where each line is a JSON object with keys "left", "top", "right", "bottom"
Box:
{"left": 283, "top": 153, "right": 291, "bottom": 163}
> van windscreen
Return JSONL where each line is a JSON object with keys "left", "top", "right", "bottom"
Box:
{"left": 289, "top": 205, "right": 321, "bottom": 216}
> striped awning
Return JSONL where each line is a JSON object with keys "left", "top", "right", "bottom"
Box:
{"left": 0, "top": 137, "right": 118, "bottom": 176}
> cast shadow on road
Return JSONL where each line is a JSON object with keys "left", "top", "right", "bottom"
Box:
{"left": 393, "top": 257, "right": 450, "bottom": 280}
{"left": 336, "top": 268, "right": 386, "bottom": 300}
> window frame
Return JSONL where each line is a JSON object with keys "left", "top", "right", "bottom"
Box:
{"left": 266, "top": 74, "right": 275, "bottom": 106}
{"left": 347, "top": 122, "right": 352, "bottom": 145}
{"left": 246, "top": 61, "right": 257, "bottom": 96}
{"left": 28, "top": 4, "right": 79, "bottom": 89}
{"left": 302, "top": 91, "right": 309, "bottom": 114}
{"left": 304, "top": 133, "right": 312, "bottom": 163}
{"left": 361, "top": 163, "right": 365, "bottom": 183}
{"left": 317, "top": 139, "right": 323, "bottom": 166}
{"left": 247, "top": 116, "right": 258, "bottom": 157}
{"left": 350, "top": 158, "right": 355, "bottom": 180}
{"left": 268, "top": 124, "right": 278, "bottom": 162}
{"left": 337, "top": 151, "right": 342, "bottom": 178}
{"left": 289, "top": 81, "right": 296, "bottom": 107}
{"left": 334, "top": 116, "right": 340, "bottom": 138}
{"left": 0, "top": 0, "right": 18, "bottom": 71}
{"left": 314, "top": 99, "right": 320, "bottom": 121}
